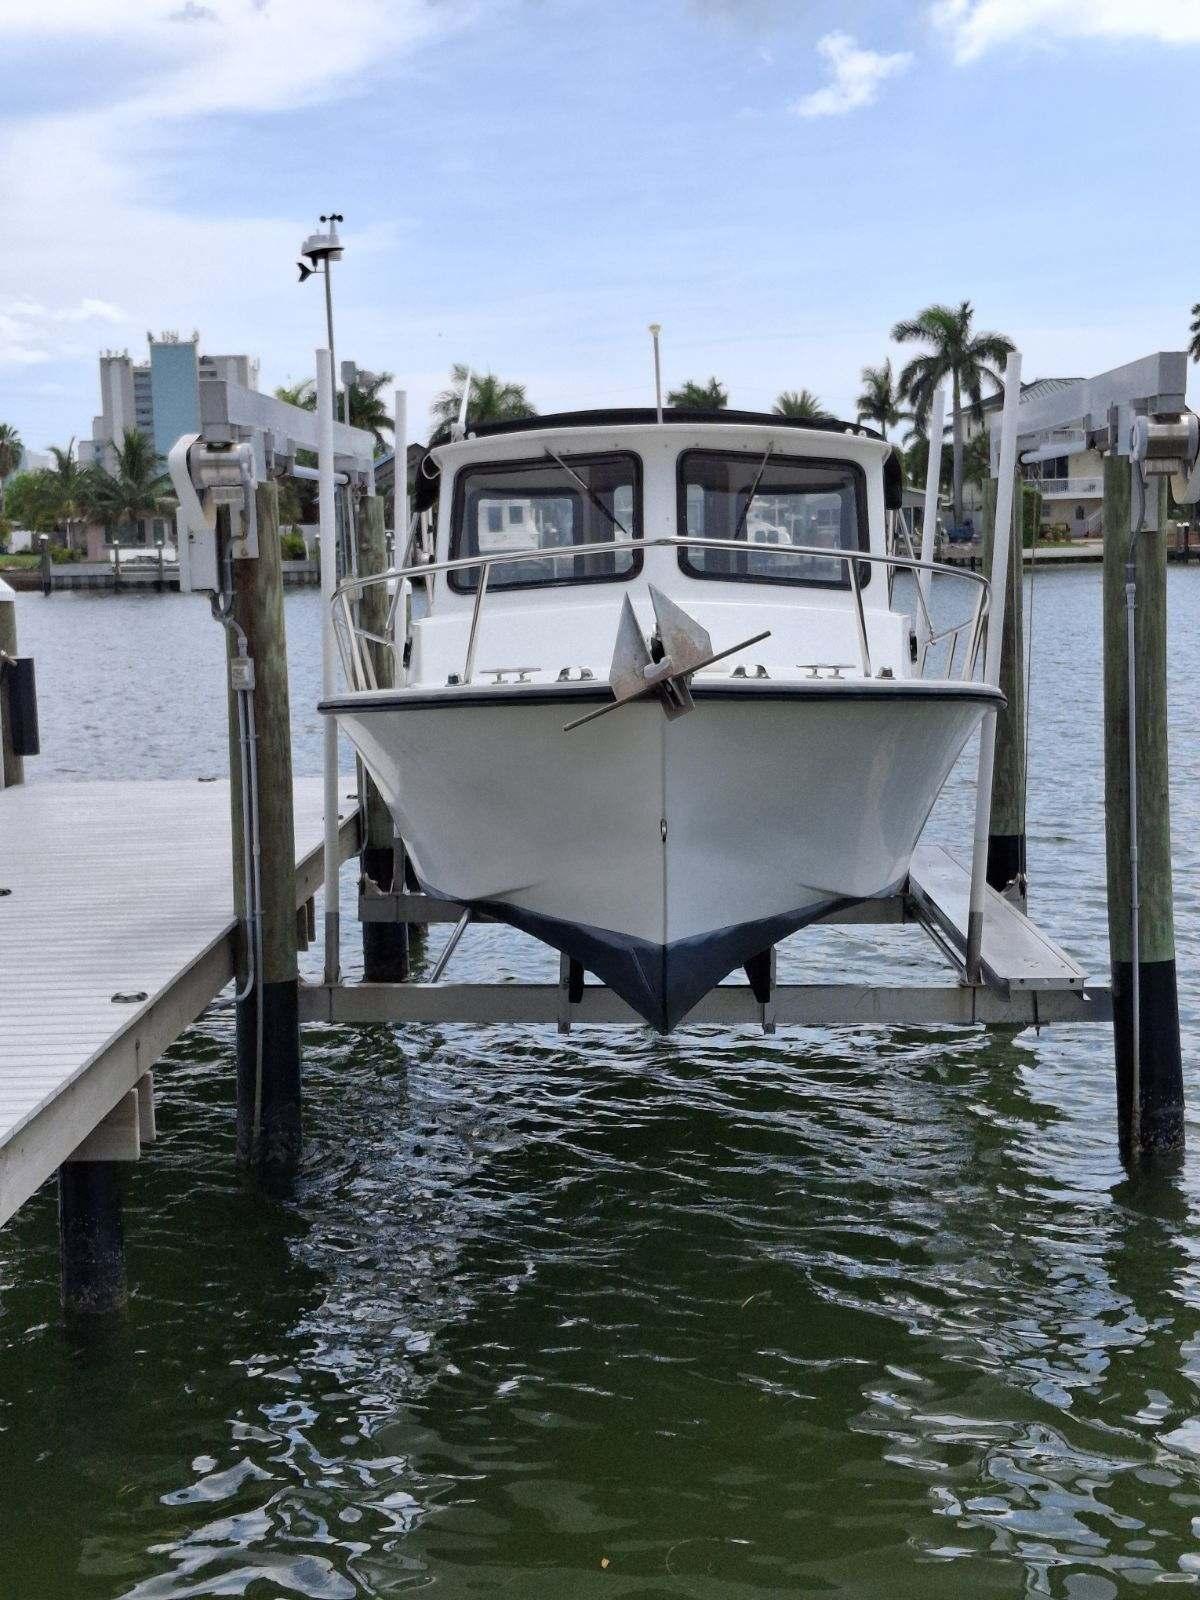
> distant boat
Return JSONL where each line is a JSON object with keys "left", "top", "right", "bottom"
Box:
{"left": 325, "top": 408, "right": 998, "bottom": 1030}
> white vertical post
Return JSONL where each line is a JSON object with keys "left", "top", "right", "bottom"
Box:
{"left": 394, "top": 388, "right": 408, "bottom": 550}
{"left": 965, "top": 352, "right": 1022, "bottom": 982}
{"left": 918, "top": 385, "right": 946, "bottom": 613}
{"left": 317, "top": 348, "right": 340, "bottom": 986}
{"left": 649, "top": 324, "right": 663, "bottom": 424}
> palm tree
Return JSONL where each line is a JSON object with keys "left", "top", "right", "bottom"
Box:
{"left": 0, "top": 423, "right": 23, "bottom": 520}
{"left": 274, "top": 381, "right": 310, "bottom": 409}
{"left": 46, "top": 440, "right": 97, "bottom": 549}
{"left": 773, "top": 389, "right": 829, "bottom": 422}
{"left": 1189, "top": 303, "right": 1200, "bottom": 363}
{"left": 88, "top": 428, "right": 171, "bottom": 540}
{"left": 430, "top": 365, "right": 536, "bottom": 434}
{"left": 667, "top": 377, "right": 728, "bottom": 411}
{"left": 273, "top": 371, "right": 395, "bottom": 450}
{"left": 855, "top": 361, "right": 910, "bottom": 439}
{"left": 347, "top": 371, "right": 394, "bottom": 448}
{"left": 891, "top": 300, "right": 1015, "bottom": 526}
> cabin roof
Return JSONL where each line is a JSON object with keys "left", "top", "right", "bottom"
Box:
{"left": 415, "top": 409, "right": 902, "bottom": 511}
{"left": 455, "top": 407, "right": 882, "bottom": 442}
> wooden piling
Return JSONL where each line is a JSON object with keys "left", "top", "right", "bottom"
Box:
{"left": 0, "top": 584, "right": 24, "bottom": 788}
{"left": 981, "top": 473, "right": 1027, "bottom": 904}
{"left": 39, "top": 536, "right": 53, "bottom": 597}
{"left": 1102, "top": 458, "right": 1183, "bottom": 1161}
{"left": 356, "top": 494, "right": 409, "bottom": 981}
{"left": 225, "top": 485, "right": 303, "bottom": 1178}
{"left": 58, "top": 1164, "right": 127, "bottom": 1315}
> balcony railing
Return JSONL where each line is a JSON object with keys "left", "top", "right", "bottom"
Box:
{"left": 1033, "top": 476, "right": 1103, "bottom": 499}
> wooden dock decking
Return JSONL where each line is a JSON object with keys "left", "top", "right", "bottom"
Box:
{"left": 0, "top": 777, "right": 359, "bottom": 1226}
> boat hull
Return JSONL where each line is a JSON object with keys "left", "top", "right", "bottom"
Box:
{"left": 329, "top": 684, "right": 997, "bottom": 1030}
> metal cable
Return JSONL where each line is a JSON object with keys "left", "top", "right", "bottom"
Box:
{"left": 209, "top": 569, "right": 265, "bottom": 1150}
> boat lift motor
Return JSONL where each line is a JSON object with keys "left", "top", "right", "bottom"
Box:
{"left": 168, "top": 433, "right": 259, "bottom": 594}
{"left": 1129, "top": 412, "right": 1200, "bottom": 504}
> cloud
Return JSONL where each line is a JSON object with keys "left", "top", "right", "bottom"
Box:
{"left": 792, "top": 31, "right": 913, "bottom": 118}
{"left": 932, "top": 0, "right": 1200, "bottom": 61}
{"left": 0, "top": 298, "right": 129, "bottom": 366}
{"left": 688, "top": 0, "right": 796, "bottom": 24}
{"left": 0, "top": 1, "right": 460, "bottom": 118}
{"left": 0, "top": 2, "right": 475, "bottom": 381}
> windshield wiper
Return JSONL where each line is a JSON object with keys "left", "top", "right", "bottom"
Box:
{"left": 543, "top": 447, "right": 631, "bottom": 541}
{"left": 732, "top": 443, "right": 774, "bottom": 542}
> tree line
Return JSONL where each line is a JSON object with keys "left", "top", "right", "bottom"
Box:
{"left": 0, "top": 429, "right": 170, "bottom": 548}
{"left": 7, "top": 296, "right": 1198, "bottom": 545}
{"left": 0, "top": 371, "right": 398, "bottom": 548}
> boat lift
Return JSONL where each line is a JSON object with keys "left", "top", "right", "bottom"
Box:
{"left": 315, "top": 352, "right": 1102, "bottom": 1034}
{"left": 169, "top": 350, "right": 1200, "bottom": 1055}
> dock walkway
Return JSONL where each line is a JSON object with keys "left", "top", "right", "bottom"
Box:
{"left": 0, "top": 777, "right": 358, "bottom": 1226}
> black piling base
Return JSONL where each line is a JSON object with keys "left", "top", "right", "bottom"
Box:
{"left": 236, "top": 978, "right": 302, "bottom": 1181}
{"left": 58, "top": 1162, "right": 127, "bottom": 1315}
{"left": 986, "top": 833, "right": 1026, "bottom": 897}
{"left": 1112, "top": 958, "right": 1185, "bottom": 1162}
{"left": 361, "top": 844, "right": 410, "bottom": 982}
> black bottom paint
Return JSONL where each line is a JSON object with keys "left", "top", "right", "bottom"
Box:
{"left": 986, "top": 833, "right": 1026, "bottom": 895}
{"left": 58, "top": 1162, "right": 127, "bottom": 1315}
{"left": 1111, "top": 958, "right": 1185, "bottom": 1161}
{"left": 452, "top": 891, "right": 850, "bottom": 1032}
{"left": 362, "top": 844, "right": 409, "bottom": 983}
{"left": 236, "top": 978, "right": 302, "bottom": 1181}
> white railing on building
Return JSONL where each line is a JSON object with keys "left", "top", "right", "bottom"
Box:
{"left": 1033, "top": 475, "right": 1103, "bottom": 498}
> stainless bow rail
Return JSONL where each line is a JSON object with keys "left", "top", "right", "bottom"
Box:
{"left": 331, "top": 536, "right": 991, "bottom": 693}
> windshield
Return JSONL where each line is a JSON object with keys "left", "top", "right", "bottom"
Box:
{"left": 677, "top": 449, "right": 868, "bottom": 588}
{"left": 450, "top": 452, "right": 641, "bottom": 592}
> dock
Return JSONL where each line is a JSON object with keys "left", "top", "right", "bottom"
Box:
{"left": 0, "top": 779, "right": 1107, "bottom": 1235}
{"left": 0, "top": 776, "right": 359, "bottom": 1226}
{"left": 940, "top": 531, "right": 1198, "bottom": 569}
{"left": 0, "top": 557, "right": 320, "bottom": 592}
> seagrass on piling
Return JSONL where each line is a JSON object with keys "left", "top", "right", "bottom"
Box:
{"left": 224, "top": 483, "right": 303, "bottom": 1177}
{"left": 1102, "top": 459, "right": 1183, "bottom": 1160}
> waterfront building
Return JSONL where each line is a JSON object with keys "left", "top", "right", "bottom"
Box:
{"left": 80, "top": 333, "right": 259, "bottom": 474}
{"left": 963, "top": 378, "right": 1104, "bottom": 539}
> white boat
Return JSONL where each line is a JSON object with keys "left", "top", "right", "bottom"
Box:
{"left": 324, "top": 408, "right": 1000, "bottom": 1030}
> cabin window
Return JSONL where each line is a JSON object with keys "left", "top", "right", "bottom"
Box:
{"left": 450, "top": 451, "right": 642, "bottom": 592}
{"left": 676, "top": 450, "right": 869, "bottom": 589}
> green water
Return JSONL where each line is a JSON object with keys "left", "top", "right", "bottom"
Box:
{"left": 2, "top": 569, "right": 1199, "bottom": 1597}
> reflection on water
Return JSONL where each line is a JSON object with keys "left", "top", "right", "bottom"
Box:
{"left": 1, "top": 569, "right": 1198, "bottom": 1597}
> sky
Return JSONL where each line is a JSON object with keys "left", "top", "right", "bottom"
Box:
{"left": 2, "top": 0, "right": 1198, "bottom": 453}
